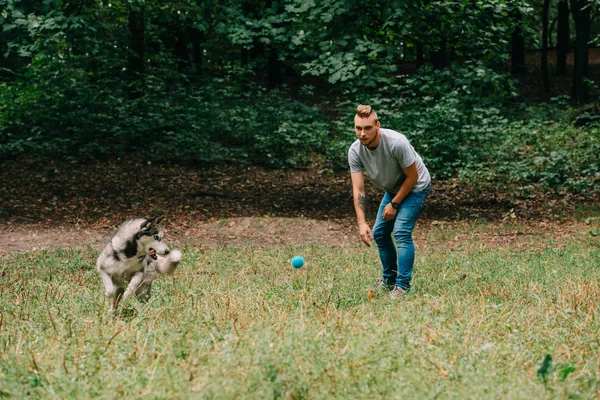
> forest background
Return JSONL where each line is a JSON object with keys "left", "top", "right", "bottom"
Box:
{"left": 1, "top": 0, "right": 599, "bottom": 197}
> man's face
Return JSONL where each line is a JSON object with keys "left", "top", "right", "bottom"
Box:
{"left": 354, "top": 114, "right": 380, "bottom": 148}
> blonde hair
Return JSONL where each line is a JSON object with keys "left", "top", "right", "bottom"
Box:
{"left": 356, "top": 104, "right": 373, "bottom": 118}
{"left": 356, "top": 105, "right": 378, "bottom": 123}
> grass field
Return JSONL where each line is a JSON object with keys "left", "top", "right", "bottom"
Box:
{"left": 1, "top": 222, "right": 599, "bottom": 399}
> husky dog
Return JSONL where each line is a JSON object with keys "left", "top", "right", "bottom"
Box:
{"left": 97, "top": 216, "right": 182, "bottom": 310}
{"left": 134, "top": 248, "right": 158, "bottom": 303}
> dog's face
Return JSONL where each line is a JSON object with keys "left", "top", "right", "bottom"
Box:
{"left": 138, "top": 216, "right": 170, "bottom": 255}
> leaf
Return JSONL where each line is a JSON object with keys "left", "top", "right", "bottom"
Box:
{"left": 559, "top": 364, "right": 576, "bottom": 382}
{"left": 17, "top": 48, "right": 31, "bottom": 57}
{"left": 537, "top": 354, "right": 552, "bottom": 384}
{"left": 330, "top": 71, "right": 341, "bottom": 83}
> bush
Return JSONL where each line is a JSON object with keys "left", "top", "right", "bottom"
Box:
{"left": 324, "top": 66, "right": 599, "bottom": 195}
{"left": 0, "top": 60, "right": 329, "bottom": 168}
{"left": 326, "top": 61, "right": 516, "bottom": 177}
{"left": 461, "top": 118, "right": 600, "bottom": 194}
{"left": 2, "top": 54, "right": 599, "bottom": 195}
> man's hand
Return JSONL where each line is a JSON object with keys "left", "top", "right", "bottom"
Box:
{"left": 359, "top": 223, "right": 373, "bottom": 246}
{"left": 382, "top": 203, "right": 398, "bottom": 221}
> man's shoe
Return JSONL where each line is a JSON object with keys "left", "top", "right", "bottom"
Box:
{"left": 369, "top": 278, "right": 394, "bottom": 293}
{"left": 389, "top": 285, "right": 408, "bottom": 300}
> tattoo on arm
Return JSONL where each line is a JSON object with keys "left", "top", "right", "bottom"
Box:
{"left": 357, "top": 194, "right": 367, "bottom": 212}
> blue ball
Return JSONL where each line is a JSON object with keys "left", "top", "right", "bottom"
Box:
{"left": 291, "top": 256, "right": 304, "bottom": 268}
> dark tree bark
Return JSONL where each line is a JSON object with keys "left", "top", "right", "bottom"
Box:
{"left": 416, "top": 42, "right": 424, "bottom": 69}
{"left": 511, "top": 12, "right": 526, "bottom": 74}
{"left": 190, "top": 28, "right": 205, "bottom": 75}
{"left": 267, "top": 48, "right": 282, "bottom": 88}
{"left": 425, "top": 0, "right": 447, "bottom": 70}
{"left": 127, "top": 4, "right": 145, "bottom": 99}
{"left": 173, "top": 25, "right": 190, "bottom": 66}
{"left": 541, "top": 0, "right": 550, "bottom": 92}
{"left": 264, "top": 0, "right": 282, "bottom": 87}
{"left": 556, "top": 0, "right": 570, "bottom": 75}
{"left": 549, "top": 17, "right": 556, "bottom": 48}
{"left": 569, "top": 0, "right": 590, "bottom": 103}
{"left": 431, "top": 40, "right": 448, "bottom": 70}
{"left": 238, "top": 0, "right": 282, "bottom": 86}
{"left": 63, "top": 0, "right": 86, "bottom": 16}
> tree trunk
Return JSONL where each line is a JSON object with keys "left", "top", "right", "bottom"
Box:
{"left": 174, "top": 25, "right": 190, "bottom": 67}
{"left": 556, "top": 0, "right": 569, "bottom": 75}
{"left": 424, "top": 0, "right": 447, "bottom": 70}
{"left": 416, "top": 42, "right": 424, "bottom": 69}
{"left": 190, "top": 28, "right": 204, "bottom": 75}
{"left": 431, "top": 40, "right": 448, "bottom": 70}
{"left": 549, "top": 17, "right": 556, "bottom": 48}
{"left": 541, "top": 0, "right": 550, "bottom": 92}
{"left": 127, "top": 4, "right": 145, "bottom": 99}
{"left": 267, "top": 48, "right": 282, "bottom": 88}
{"left": 511, "top": 12, "right": 526, "bottom": 74}
{"left": 569, "top": 0, "right": 590, "bottom": 104}
{"left": 263, "top": 0, "right": 282, "bottom": 87}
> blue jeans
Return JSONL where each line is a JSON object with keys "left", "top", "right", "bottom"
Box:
{"left": 372, "top": 186, "right": 430, "bottom": 291}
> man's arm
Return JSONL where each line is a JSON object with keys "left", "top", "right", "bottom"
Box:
{"left": 382, "top": 162, "right": 419, "bottom": 221}
{"left": 350, "top": 171, "right": 373, "bottom": 246}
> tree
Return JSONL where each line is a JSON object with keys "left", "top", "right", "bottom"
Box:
{"left": 556, "top": 0, "right": 570, "bottom": 75}
{"left": 127, "top": 2, "right": 145, "bottom": 99}
{"left": 569, "top": 0, "right": 591, "bottom": 103}
{"left": 511, "top": 11, "right": 527, "bottom": 74}
{"left": 427, "top": 0, "right": 448, "bottom": 70}
{"left": 541, "top": 0, "right": 550, "bottom": 92}
{"left": 415, "top": 42, "right": 424, "bottom": 69}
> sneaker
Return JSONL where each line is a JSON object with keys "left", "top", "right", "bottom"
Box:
{"left": 389, "top": 286, "right": 408, "bottom": 300}
{"left": 369, "top": 278, "right": 394, "bottom": 294}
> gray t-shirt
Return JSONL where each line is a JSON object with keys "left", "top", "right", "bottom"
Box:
{"left": 348, "top": 128, "right": 431, "bottom": 193}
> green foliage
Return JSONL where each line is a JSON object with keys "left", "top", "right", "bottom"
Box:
{"left": 326, "top": 61, "right": 517, "bottom": 177}
{"left": 0, "top": 58, "right": 327, "bottom": 167}
{"left": 294, "top": 0, "right": 530, "bottom": 89}
{"left": 324, "top": 62, "right": 600, "bottom": 195}
{"left": 194, "top": 72, "right": 329, "bottom": 168}
{"left": 388, "top": 0, "right": 532, "bottom": 59}
{"left": 459, "top": 104, "right": 600, "bottom": 194}
{"left": 1, "top": 0, "right": 600, "bottom": 194}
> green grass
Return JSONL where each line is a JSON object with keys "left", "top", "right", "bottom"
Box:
{"left": 1, "top": 226, "right": 599, "bottom": 399}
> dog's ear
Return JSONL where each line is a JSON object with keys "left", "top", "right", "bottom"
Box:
{"left": 141, "top": 217, "right": 156, "bottom": 230}
{"left": 141, "top": 216, "right": 164, "bottom": 231}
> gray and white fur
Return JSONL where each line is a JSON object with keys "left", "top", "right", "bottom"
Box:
{"left": 96, "top": 216, "right": 182, "bottom": 310}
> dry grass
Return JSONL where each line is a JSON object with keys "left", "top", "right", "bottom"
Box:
{"left": 0, "top": 222, "right": 599, "bottom": 399}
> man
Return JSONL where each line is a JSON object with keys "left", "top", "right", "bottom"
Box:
{"left": 348, "top": 104, "right": 431, "bottom": 299}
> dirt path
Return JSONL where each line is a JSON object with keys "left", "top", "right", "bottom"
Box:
{"left": 0, "top": 217, "right": 358, "bottom": 257}
{"left": 1, "top": 157, "right": 598, "bottom": 257}
{"left": 2, "top": 216, "right": 596, "bottom": 259}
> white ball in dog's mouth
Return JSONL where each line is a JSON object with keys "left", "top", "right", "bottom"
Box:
{"left": 170, "top": 250, "right": 182, "bottom": 263}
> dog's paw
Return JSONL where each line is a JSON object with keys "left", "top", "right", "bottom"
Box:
{"left": 148, "top": 248, "right": 158, "bottom": 260}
